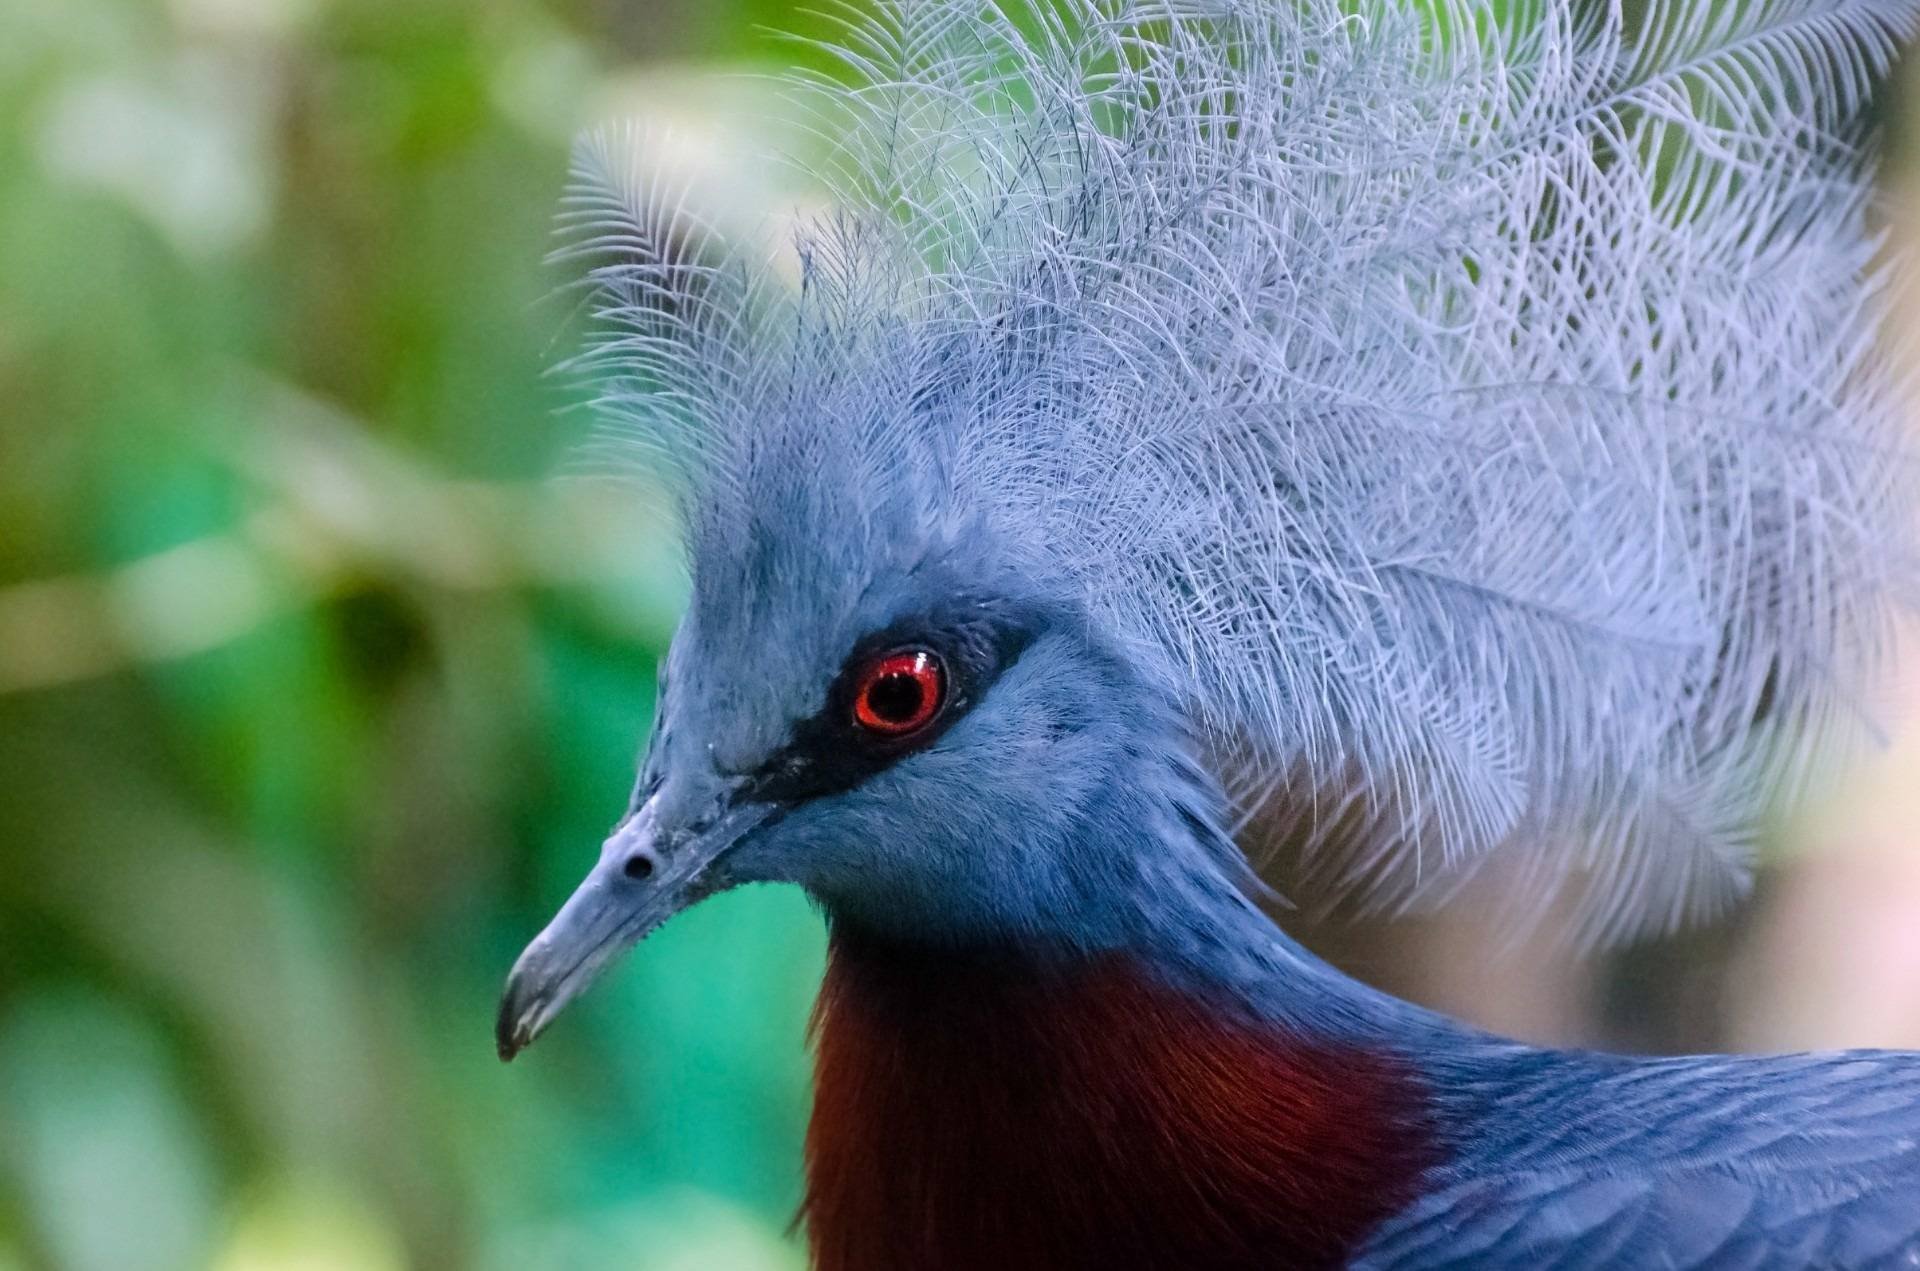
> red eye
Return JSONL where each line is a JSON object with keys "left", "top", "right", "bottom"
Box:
{"left": 852, "top": 649, "right": 946, "bottom": 737}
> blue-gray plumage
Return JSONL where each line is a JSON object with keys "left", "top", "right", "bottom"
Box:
{"left": 497, "top": 1, "right": 1920, "bottom": 1266}
{"left": 1364, "top": 1049, "right": 1920, "bottom": 1267}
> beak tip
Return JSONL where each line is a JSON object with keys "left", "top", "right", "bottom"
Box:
{"left": 495, "top": 986, "right": 536, "bottom": 1063}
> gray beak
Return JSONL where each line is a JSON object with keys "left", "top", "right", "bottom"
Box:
{"left": 495, "top": 796, "right": 762, "bottom": 1061}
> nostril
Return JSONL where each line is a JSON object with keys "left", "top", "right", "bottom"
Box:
{"left": 623, "top": 852, "right": 656, "bottom": 882}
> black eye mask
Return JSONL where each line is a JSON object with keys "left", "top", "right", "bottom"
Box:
{"left": 740, "top": 600, "right": 1038, "bottom": 807}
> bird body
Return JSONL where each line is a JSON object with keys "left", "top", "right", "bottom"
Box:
{"left": 802, "top": 927, "right": 1436, "bottom": 1271}
{"left": 804, "top": 940, "right": 1920, "bottom": 1269}
{"left": 497, "top": 0, "right": 1920, "bottom": 1263}
{"left": 795, "top": 776, "right": 1920, "bottom": 1269}
{"left": 1369, "top": 1046, "right": 1920, "bottom": 1267}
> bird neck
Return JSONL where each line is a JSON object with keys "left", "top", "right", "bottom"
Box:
{"left": 801, "top": 922, "right": 1443, "bottom": 1271}
{"left": 800, "top": 720, "right": 1464, "bottom": 1268}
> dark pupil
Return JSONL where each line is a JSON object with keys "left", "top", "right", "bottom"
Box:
{"left": 867, "top": 672, "right": 925, "bottom": 723}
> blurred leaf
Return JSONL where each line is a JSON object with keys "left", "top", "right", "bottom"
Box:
{"left": 0, "top": 993, "right": 220, "bottom": 1271}
{"left": 210, "top": 1177, "right": 406, "bottom": 1271}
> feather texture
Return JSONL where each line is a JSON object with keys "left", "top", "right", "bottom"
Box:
{"left": 1358, "top": 1048, "right": 1920, "bottom": 1266}
{"left": 804, "top": 923, "right": 1438, "bottom": 1271}
{"left": 561, "top": 0, "right": 1918, "bottom": 941}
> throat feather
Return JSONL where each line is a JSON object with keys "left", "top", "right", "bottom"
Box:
{"left": 801, "top": 928, "right": 1439, "bottom": 1271}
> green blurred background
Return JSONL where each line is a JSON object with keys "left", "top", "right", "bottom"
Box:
{"left": 3, "top": 1, "right": 1920, "bottom": 1268}
{"left": 0, "top": 0, "right": 846, "bottom": 1265}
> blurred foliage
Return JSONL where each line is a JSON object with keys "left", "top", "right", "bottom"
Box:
{"left": 0, "top": 0, "right": 856, "bottom": 1266}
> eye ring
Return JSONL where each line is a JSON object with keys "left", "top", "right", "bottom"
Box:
{"left": 851, "top": 648, "right": 946, "bottom": 738}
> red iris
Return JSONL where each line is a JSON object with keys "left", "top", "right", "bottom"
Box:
{"left": 852, "top": 649, "right": 945, "bottom": 737}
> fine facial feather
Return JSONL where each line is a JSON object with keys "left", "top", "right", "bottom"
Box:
{"left": 558, "top": 0, "right": 1917, "bottom": 942}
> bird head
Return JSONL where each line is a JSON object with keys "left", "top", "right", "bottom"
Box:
{"left": 497, "top": 404, "right": 1233, "bottom": 1059}
{"left": 498, "top": 0, "right": 1913, "bottom": 1052}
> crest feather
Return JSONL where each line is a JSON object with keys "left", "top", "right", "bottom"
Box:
{"left": 564, "top": 0, "right": 1920, "bottom": 942}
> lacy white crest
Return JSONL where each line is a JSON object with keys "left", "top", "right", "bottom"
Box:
{"left": 563, "top": 0, "right": 1919, "bottom": 942}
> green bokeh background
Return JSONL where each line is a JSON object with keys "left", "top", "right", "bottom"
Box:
{"left": 4, "top": 1, "right": 1919, "bottom": 1268}
{"left": 0, "top": 0, "right": 855, "bottom": 1265}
